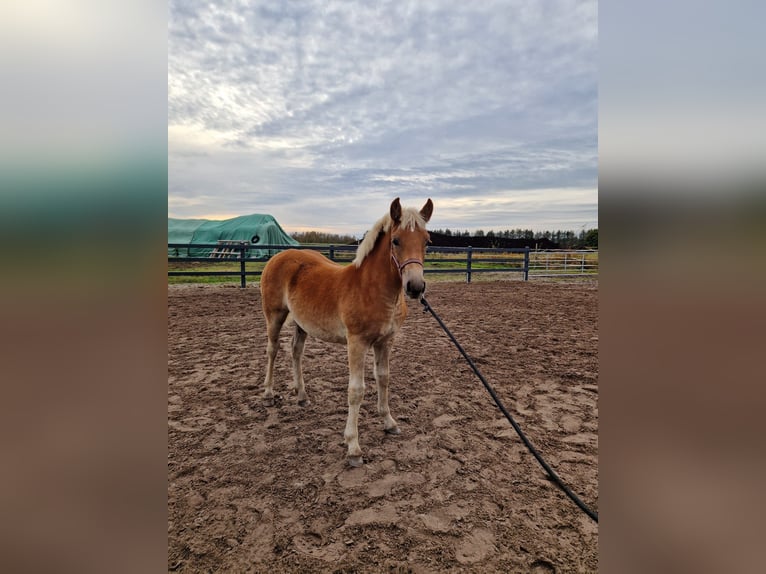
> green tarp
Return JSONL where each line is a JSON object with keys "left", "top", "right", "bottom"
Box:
{"left": 168, "top": 214, "right": 298, "bottom": 258}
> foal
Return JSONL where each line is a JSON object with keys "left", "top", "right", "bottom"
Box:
{"left": 259, "top": 198, "right": 433, "bottom": 466}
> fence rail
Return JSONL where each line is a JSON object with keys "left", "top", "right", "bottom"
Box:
{"left": 168, "top": 243, "right": 597, "bottom": 287}
{"left": 527, "top": 249, "right": 600, "bottom": 277}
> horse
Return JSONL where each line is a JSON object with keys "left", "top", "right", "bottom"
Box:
{"left": 259, "top": 197, "right": 433, "bottom": 467}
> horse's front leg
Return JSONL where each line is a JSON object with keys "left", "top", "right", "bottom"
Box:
{"left": 343, "top": 337, "right": 368, "bottom": 467}
{"left": 373, "top": 339, "right": 400, "bottom": 435}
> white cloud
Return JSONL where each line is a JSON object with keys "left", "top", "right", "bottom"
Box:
{"left": 168, "top": 0, "right": 597, "bottom": 233}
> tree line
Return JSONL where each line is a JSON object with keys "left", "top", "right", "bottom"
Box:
{"left": 290, "top": 230, "right": 357, "bottom": 245}
{"left": 292, "top": 227, "right": 598, "bottom": 249}
{"left": 431, "top": 228, "right": 598, "bottom": 249}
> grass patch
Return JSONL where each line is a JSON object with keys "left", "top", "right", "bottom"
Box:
{"left": 168, "top": 260, "right": 266, "bottom": 285}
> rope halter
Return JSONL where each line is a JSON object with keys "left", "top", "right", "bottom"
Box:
{"left": 390, "top": 248, "right": 423, "bottom": 277}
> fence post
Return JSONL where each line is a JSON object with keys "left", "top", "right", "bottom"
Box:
{"left": 329, "top": 245, "right": 335, "bottom": 261}
{"left": 466, "top": 246, "right": 472, "bottom": 283}
{"left": 524, "top": 247, "right": 530, "bottom": 281}
{"left": 239, "top": 244, "right": 246, "bottom": 288}
{"left": 581, "top": 252, "right": 585, "bottom": 273}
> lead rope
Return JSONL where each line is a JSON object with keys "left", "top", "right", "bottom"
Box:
{"left": 419, "top": 295, "right": 598, "bottom": 523}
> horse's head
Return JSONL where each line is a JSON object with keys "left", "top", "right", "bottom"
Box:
{"left": 389, "top": 197, "right": 433, "bottom": 300}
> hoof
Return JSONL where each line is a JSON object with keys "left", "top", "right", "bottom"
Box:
{"left": 263, "top": 397, "right": 275, "bottom": 407}
{"left": 385, "top": 426, "right": 401, "bottom": 435}
{"left": 297, "top": 399, "right": 310, "bottom": 407}
{"left": 348, "top": 456, "right": 364, "bottom": 468}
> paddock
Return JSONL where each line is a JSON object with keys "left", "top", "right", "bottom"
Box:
{"left": 168, "top": 279, "right": 598, "bottom": 572}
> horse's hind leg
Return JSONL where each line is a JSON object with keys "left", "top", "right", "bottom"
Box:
{"left": 373, "top": 339, "right": 400, "bottom": 435}
{"left": 291, "top": 323, "right": 309, "bottom": 406}
{"left": 263, "top": 307, "right": 288, "bottom": 406}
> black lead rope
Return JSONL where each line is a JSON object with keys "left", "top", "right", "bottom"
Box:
{"left": 419, "top": 296, "right": 598, "bottom": 523}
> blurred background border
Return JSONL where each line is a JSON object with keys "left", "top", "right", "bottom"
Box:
{"left": 0, "top": 1, "right": 764, "bottom": 572}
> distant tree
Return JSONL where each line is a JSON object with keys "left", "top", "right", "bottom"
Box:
{"left": 584, "top": 228, "right": 598, "bottom": 248}
{"left": 474, "top": 229, "right": 485, "bottom": 237}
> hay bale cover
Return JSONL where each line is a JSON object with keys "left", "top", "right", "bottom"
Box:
{"left": 168, "top": 214, "right": 298, "bottom": 258}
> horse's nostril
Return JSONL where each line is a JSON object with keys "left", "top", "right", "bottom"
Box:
{"left": 407, "top": 281, "right": 424, "bottom": 297}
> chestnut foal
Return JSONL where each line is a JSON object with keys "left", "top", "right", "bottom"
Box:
{"left": 259, "top": 198, "right": 433, "bottom": 466}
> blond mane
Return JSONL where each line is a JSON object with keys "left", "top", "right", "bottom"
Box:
{"left": 352, "top": 207, "right": 426, "bottom": 267}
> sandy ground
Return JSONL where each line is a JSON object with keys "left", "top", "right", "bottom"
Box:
{"left": 168, "top": 279, "right": 598, "bottom": 572}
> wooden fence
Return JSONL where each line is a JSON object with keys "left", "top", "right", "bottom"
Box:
{"left": 168, "top": 243, "right": 597, "bottom": 287}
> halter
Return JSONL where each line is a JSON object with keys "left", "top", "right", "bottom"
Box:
{"left": 390, "top": 244, "right": 424, "bottom": 276}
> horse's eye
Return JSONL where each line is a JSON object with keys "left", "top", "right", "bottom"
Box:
{"left": 392, "top": 238, "right": 400, "bottom": 246}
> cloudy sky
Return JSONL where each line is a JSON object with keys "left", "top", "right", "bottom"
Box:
{"left": 168, "top": 0, "right": 597, "bottom": 236}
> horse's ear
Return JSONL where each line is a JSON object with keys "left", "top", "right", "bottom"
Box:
{"left": 420, "top": 199, "right": 433, "bottom": 223}
{"left": 390, "top": 197, "right": 402, "bottom": 224}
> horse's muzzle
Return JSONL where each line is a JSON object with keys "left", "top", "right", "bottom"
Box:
{"left": 398, "top": 257, "right": 426, "bottom": 299}
{"left": 405, "top": 278, "right": 426, "bottom": 299}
